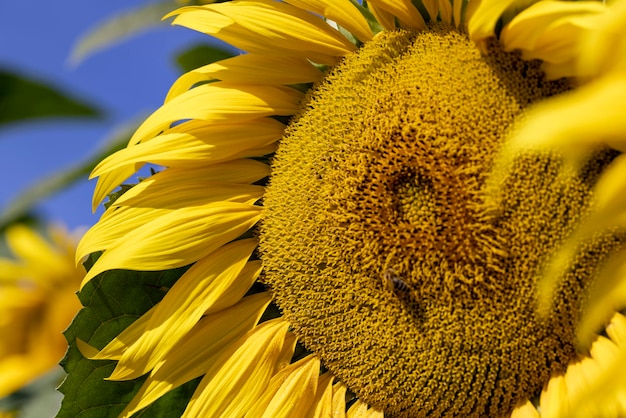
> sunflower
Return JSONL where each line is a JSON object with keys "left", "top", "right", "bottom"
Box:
{"left": 75, "top": 0, "right": 626, "bottom": 416}
{"left": 0, "top": 224, "right": 83, "bottom": 399}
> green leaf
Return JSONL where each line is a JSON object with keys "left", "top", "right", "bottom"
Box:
{"left": 0, "top": 118, "right": 142, "bottom": 231}
{"left": 69, "top": 1, "right": 182, "bottom": 66}
{"left": 0, "top": 70, "right": 99, "bottom": 126}
{"left": 58, "top": 257, "right": 196, "bottom": 417}
{"left": 175, "top": 44, "right": 237, "bottom": 73}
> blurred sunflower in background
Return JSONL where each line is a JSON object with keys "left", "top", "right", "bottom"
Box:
{"left": 0, "top": 225, "right": 83, "bottom": 410}
{"left": 72, "top": 0, "right": 626, "bottom": 417}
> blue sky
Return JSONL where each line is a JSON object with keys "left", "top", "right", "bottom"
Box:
{"left": 0, "top": 1, "right": 211, "bottom": 230}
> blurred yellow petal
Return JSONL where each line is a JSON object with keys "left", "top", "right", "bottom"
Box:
{"left": 284, "top": 0, "right": 373, "bottom": 43}
{"left": 500, "top": 1, "right": 605, "bottom": 79}
{"left": 119, "top": 292, "right": 272, "bottom": 417}
{"left": 578, "top": 0, "right": 626, "bottom": 80}
{"left": 499, "top": 74, "right": 626, "bottom": 162}
{"left": 182, "top": 318, "right": 295, "bottom": 417}
{"left": 0, "top": 225, "right": 83, "bottom": 397}
{"left": 106, "top": 239, "right": 257, "bottom": 380}
{"left": 81, "top": 202, "right": 261, "bottom": 287}
{"left": 246, "top": 355, "right": 320, "bottom": 417}
{"left": 575, "top": 249, "right": 626, "bottom": 349}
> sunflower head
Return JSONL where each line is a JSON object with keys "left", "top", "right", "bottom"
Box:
{"left": 69, "top": 1, "right": 626, "bottom": 417}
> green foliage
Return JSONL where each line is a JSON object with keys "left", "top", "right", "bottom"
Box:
{"left": 175, "top": 44, "right": 236, "bottom": 73}
{"left": 58, "top": 256, "right": 197, "bottom": 417}
{"left": 0, "top": 70, "right": 99, "bottom": 126}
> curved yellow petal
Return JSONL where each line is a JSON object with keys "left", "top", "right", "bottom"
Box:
{"left": 575, "top": 248, "right": 626, "bottom": 350}
{"left": 367, "top": 3, "right": 397, "bottom": 31}
{"left": 331, "top": 381, "right": 347, "bottom": 418}
{"left": 107, "top": 239, "right": 257, "bottom": 380}
{"left": 510, "top": 400, "right": 540, "bottom": 418}
{"left": 246, "top": 354, "right": 320, "bottom": 417}
{"left": 501, "top": 74, "right": 626, "bottom": 161}
{"left": 78, "top": 182, "right": 263, "bottom": 262}
{"left": 4, "top": 225, "right": 67, "bottom": 280}
{"left": 119, "top": 292, "right": 272, "bottom": 418}
{"left": 309, "top": 372, "right": 334, "bottom": 418}
{"left": 500, "top": 1, "right": 605, "bottom": 79}
{"left": 91, "top": 164, "right": 141, "bottom": 212}
{"left": 578, "top": 0, "right": 626, "bottom": 80}
{"left": 90, "top": 118, "right": 283, "bottom": 207}
{"left": 113, "top": 176, "right": 264, "bottom": 210}
{"left": 540, "top": 314, "right": 626, "bottom": 418}
{"left": 82, "top": 261, "right": 261, "bottom": 362}
{"left": 438, "top": 0, "right": 453, "bottom": 25}
{"left": 128, "top": 82, "right": 301, "bottom": 147}
{"left": 346, "top": 399, "right": 383, "bottom": 418}
{"left": 166, "top": 55, "right": 323, "bottom": 102}
{"left": 468, "top": 0, "right": 536, "bottom": 46}
{"left": 366, "top": 0, "right": 426, "bottom": 29}
{"left": 169, "top": 1, "right": 356, "bottom": 58}
{"left": 81, "top": 202, "right": 261, "bottom": 287}
{"left": 182, "top": 318, "right": 295, "bottom": 417}
{"left": 284, "top": 0, "right": 373, "bottom": 43}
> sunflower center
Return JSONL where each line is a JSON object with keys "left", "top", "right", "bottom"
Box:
{"left": 260, "top": 27, "right": 619, "bottom": 417}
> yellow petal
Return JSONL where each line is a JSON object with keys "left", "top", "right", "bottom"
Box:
{"left": 78, "top": 181, "right": 263, "bottom": 262}
{"left": 118, "top": 292, "right": 272, "bottom": 417}
{"left": 346, "top": 400, "right": 382, "bottom": 418}
{"left": 540, "top": 313, "right": 626, "bottom": 418}
{"left": 106, "top": 239, "right": 257, "bottom": 380}
{"left": 421, "top": 0, "right": 438, "bottom": 21}
{"left": 166, "top": 55, "right": 323, "bottom": 102}
{"left": 578, "top": 0, "right": 626, "bottom": 80}
{"left": 85, "top": 261, "right": 262, "bottom": 362}
{"left": 91, "top": 164, "right": 141, "bottom": 212}
{"left": 453, "top": 0, "right": 464, "bottom": 26}
{"left": 246, "top": 355, "right": 320, "bottom": 417}
{"left": 576, "top": 250, "right": 626, "bottom": 350}
{"left": 113, "top": 173, "right": 265, "bottom": 210}
{"left": 331, "top": 381, "right": 347, "bottom": 418}
{"left": 308, "top": 372, "right": 334, "bottom": 418}
{"left": 90, "top": 118, "right": 283, "bottom": 207}
{"left": 129, "top": 82, "right": 300, "bottom": 147}
{"left": 501, "top": 74, "right": 626, "bottom": 162}
{"left": 468, "top": 0, "right": 536, "bottom": 46}
{"left": 182, "top": 318, "right": 295, "bottom": 417}
{"left": 4, "top": 225, "right": 67, "bottom": 280}
{"left": 81, "top": 202, "right": 261, "bottom": 287}
{"left": 510, "top": 400, "right": 540, "bottom": 418}
{"left": 437, "top": 0, "right": 453, "bottom": 25}
{"left": 169, "top": 1, "right": 356, "bottom": 58}
{"left": 500, "top": 1, "right": 605, "bottom": 79}
{"left": 284, "top": 0, "right": 373, "bottom": 43}
{"left": 366, "top": 0, "right": 426, "bottom": 29}
{"left": 367, "top": 3, "right": 397, "bottom": 31}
